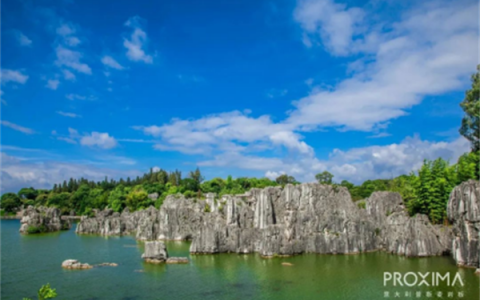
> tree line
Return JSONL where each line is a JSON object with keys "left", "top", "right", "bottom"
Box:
{"left": 1, "top": 66, "right": 479, "bottom": 224}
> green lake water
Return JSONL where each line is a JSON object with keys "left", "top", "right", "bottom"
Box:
{"left": 1, "top": 220, "right": 478, "bottom": 300}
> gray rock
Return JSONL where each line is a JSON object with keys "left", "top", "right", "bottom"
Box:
{"left": 380, "top": 213, "right": 448, "bottom": 257}
{"left": 61, "top": 259, "right": 92, "bottom": 269}
{"left": 19, "top": 206, "right": 71, "bottom": 234}
{"left": 148, "top": 193, "right": 159, "bottom": 201}
{"left": 447, "top": 180, "right": 480, "bottom": 268}
{"left": 142, "top": 241, "right": 168, "bottom": 263}
{"left": 166, "top": 257, "right": 189, "bottom": 264}
{"left": 75, "top": 182, "right": 480, "bottom": 264}
{"left": 365, "top": 192, "right": 451, "bottom": 257}
{"left": 365, "top": 192, "right": 405, "bottom": 228}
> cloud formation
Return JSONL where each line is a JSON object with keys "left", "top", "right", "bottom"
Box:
{"left": 1, "top": 121, "right": 35, "bottom": 134}
{"left": 56, "top": 111, "right": 81, "bottom": 118}
{"left": 290, "top": 0, "right": 478, "bottom": 131}
{"left": 80, "top": 132, "right": 118, "bottom": 149}
{"left": 1, "top": 152, "right": 141, "bottom": 193}
{"left": 15, "top": 31, "right": 32, "bottom": 46}
{"left": 1, "top": 69, "right": 29, "bottom": 84}
{"left": 123, "top": 16, "right": 153, "bottom": 63}
{"left": 101, "top": 55, "right": 124, "bottom": 70}
{"left": 46, "top": 79, "right": 60, "bottom": 90}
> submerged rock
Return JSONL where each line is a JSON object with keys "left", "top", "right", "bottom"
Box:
{"left": 142, "top": 241, "right": 168, "bottom": 263}
{"left": 447, "top": 180, "right": 480, "bottom": 268}
{"left": 19, "top": 206, "right": 71, "bottom": 234}
{"left": 166, "top": 257, "right": 189, "bottom": 264}
{"left": 62, "top": 259, "right": 92, "bottom": 269}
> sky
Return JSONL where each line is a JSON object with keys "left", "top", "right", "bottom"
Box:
{"left": 0, "top": 0, "right": 478, "bottom": 193}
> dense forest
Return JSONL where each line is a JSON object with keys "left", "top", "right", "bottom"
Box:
{"left": 1, "top": 66, "right": 479, "bottom": 224}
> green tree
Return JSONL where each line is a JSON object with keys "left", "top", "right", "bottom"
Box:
{"left": 47, "top": 192, "right": 72, "bottom": 213}
{"left": 108, "top": 185, "right": 129, "bottom": 212}
{"left": 459, "top": 65, "right": 480, "bottom": 151}
{"left": 1, "top": 193, "right": 22, "bottom": 213}
{"left": 70, "top": 184, "right": 90, "bottom": 213}
{"left": 18, "top": 187, "right": 38, "bottom": 200}
{"left": 189, "top": 167, "right": 204, "bottom": 187}
{"left": 275, "top": 174, "right": 296, "bottom": 185}
{"left": 125, "top": 187, "right": 150, "bottom": 211}
{"left": 315, "top": 171, "right": 334, "bottom": 184}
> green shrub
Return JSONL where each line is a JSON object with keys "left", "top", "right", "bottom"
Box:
{"left": 204, "top": 203, "right": 211, "bottom": 213}
{"left": 357, "top": 202, "right": 366, "bottom": 209}
{"left": 23, "top": 283, "right": 57, "bottom": 300}
{"left": 27, "top": 225, "right": 48, "bottom": 234}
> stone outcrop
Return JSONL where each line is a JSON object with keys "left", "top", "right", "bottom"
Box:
{"left": 142, "top": 241, "right": 168, "bottom": 263}
{"left": 19, "top": 206, "right": 71, "bottom": 234}
{"left": 75, "top": 181, "right": 480, "bottom": 263}
{"left": 365, "top": 192, "right": 451, "bottom": 257}
{"left": 62, "top": 259, "right": 92, "bottom": 269}
{"left": 447, "top": 180, "right": 480, "bottom": 268}
{"left": 191, "top": 184, "right": 379, "bottom": 256}
{"left": 166, "top": 257, "right": 189, "bottom": 264}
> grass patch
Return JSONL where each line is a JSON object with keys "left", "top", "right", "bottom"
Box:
{"left": 0, "top": 210, "right": 16, "bottom": 217}
{"left": 27, "top": 225, "right": 48, "bottom": 234}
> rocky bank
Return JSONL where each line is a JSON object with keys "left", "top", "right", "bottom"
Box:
{"left": 75, "top": 181, "right": 480, "bottom": 268}
{"left": 19, "top": 206, "right": 71, "bottom": 234}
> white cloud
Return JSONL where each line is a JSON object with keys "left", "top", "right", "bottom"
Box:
{"left": 123, "top": 16, "right": 153, "bottom": 63}
{"left": 198, "top": 135, "right": 470, "bottom": 184}
{"left": 65, "top": 93, "right": 96, "bottom": 101}
{"left": 1, "top": 121, "right": 35, "bottom": 134}
{"left": 66, "top": 93, "right": 86, "bottom": 100}
{"left": 101, "top": 56, "right": 124, "bottom": 70}
{"left": 16, "top": 31, "right": 32, "bottom": 46}
{"left": 56, "top": 23, "right": 81, "bottom": 47}
{"left": 0, "top": 152, "right": 141, "bottom": 193}
{"left": 46, "top": 79, "right": 60, "bottom": 90}
{"left": 55, "top": 46, "right": 92, "bottom": 74}
{"left": 0, "top": 90, "right": 6, "bottom": 105}
{"left": 80, "top": 132, "right": 118, "bottom": 149}
{"left": 294, "top": 0, "right": 364, "bottom": 56}
{"left": 324, "top": 136, "right": 470, "bottom": 183}
{"left": 133, "top": 111, "right": 299, "bottom": 155}
{"left": 65, "top": 36, "right": 81, "bottom": 47}
{"left": 1, "top": 69, "right": 29, "bottom": 84}
{"left": 56, "top": 23, "right": 75, "bottom": 37}
{"left": 62, "top": 69, "right": 76, "bottom": 81}
{"left": 57, "top": 136, "right": 77, "bottom": 144}
{"left": 56, "top": 111, "right": 81, "bottom": 118}
{"left": 289, "top": 0, "right": 478, "bottom": 131}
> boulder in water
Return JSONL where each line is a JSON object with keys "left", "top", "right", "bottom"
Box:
{"left": 62, "top": 259, "right": 92, "bottom": 269}
{"left": 142, "top": 241, "right": 168, "bottom": 263}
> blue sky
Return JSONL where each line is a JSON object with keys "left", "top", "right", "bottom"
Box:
{"left": 1, "top": 0, "right": 477, "bottom": 193}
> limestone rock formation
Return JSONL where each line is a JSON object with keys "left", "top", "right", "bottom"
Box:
{"left": 142, "top": 241, "right": 168, "bottom": 263}
{"left": 19, "top": 206, "right": 71, "bottom": 234}
{"left": 61, "top": 259, "right": 92, "bottom": 269}
{"left": 447, "top": 180, "right": 480, "bottom": 268}
{"left": 191, "top": 184, "right": 379, "bottom": 256}
{"left": 365, "top": 192, "right": 451, "bottom": 257}
{"left": 75, "top": 181, "right": 479, "bottom": 263}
